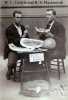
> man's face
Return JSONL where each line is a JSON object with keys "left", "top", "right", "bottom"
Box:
{"left": 14, "top": 13, "right": 22, "bottom": 25}
{"left": 46, "top": 10, "right": 54, "bottom": 21}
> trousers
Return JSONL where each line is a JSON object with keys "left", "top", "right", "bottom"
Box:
{"left": 8, "top": 52, "right": 17, "bottom": 73}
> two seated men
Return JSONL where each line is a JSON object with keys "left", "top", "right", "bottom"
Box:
{"left": 5, "top": 9, "right": 66, "bottom": 80}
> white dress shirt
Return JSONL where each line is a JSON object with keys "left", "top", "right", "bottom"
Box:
{"left": 14, "top": 24, "right": 22, "bottom": 37}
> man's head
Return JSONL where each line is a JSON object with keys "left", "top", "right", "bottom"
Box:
{"left": 13, "top": 10, "right": 22, "bottom": 26}
{"left": 46, "top": 9, "right": 56, "bottom": 21}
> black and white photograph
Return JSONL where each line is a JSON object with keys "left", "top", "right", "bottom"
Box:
{"left": 0, "top": 0, "right": 68, "bottom": 100}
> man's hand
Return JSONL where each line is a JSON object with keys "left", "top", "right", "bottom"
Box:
{"left": 22, "top": 29, "right": 28, "bottom": 38}
{"left": 44, "top": 29, "right": 50, "bottom": 33}
{"left": 8, "top": 43, "right": 15, "bottom": 47}
{"left": 35, "top": 27, "right": 45, "bottom": 33}
{"left": 35, "top": 27, "right": 40, "bottom": 33}
{"left": 8, "top": 43, "right": 17, "bottom": 50}
{"left": 35, "top": 27, "right": 50, "bottom": 33}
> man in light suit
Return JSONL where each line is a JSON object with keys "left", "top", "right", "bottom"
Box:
{"left": 5, "top": 10, "right": 29, "bottom": 80}
{"left": 35, "top": 9, "right": 66, "bottom": 58}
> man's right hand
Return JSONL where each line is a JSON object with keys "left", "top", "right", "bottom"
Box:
{"left": 8, "top": 43, "right": 15, "bottom": 48}
{"left": 35, "top": 27, "right": 45, "bottom": 33}
{"left": 35, "top": 27, "right": 40, "bottom": 32}
{"left": 22, "top": 29, "right": 28, "bottom": 38}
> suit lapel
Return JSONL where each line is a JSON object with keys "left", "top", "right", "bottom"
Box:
{"left": 12, "top": 24, "right": 20, "bottom": 37}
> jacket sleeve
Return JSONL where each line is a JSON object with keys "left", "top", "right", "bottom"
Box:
{"left": 50, "top": 22, "right": 66, "bottom": 50}
{"left": 53, "top": 23, "right": 66, "bottom": 44}
{"left": 6, "top": 28, "right": 14, "bottom": 44}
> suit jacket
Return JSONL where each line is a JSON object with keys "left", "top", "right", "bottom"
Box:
{"left": 40, "top": 20, "right": 66, "bottom": 58}
{"left": 4, "top": 23, "right": 29, "bottom": 59}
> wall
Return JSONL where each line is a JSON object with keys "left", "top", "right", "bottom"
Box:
{"left": 0, "top": 0, "right": 68, "bottom": 56}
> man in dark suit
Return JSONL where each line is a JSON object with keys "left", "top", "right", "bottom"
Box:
{"left": 5, "top": 10, "right": 29, "bottom": 79}
{"left": 35, "top": 9, "right": 66, "bottom": 58}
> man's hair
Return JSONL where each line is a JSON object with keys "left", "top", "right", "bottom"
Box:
{"left": 13, "top": 10, "right": 22, "bottom": 17}
{"left": 46, "top": 9, "right": 56, "bottom": 15}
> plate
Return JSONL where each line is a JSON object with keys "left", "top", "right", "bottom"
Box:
{"left": 20, "top": 38, "right": 43, "bottom": 49}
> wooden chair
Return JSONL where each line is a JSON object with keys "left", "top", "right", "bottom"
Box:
{"left": 45, "top": 51, "right": 66, "bottom": 79}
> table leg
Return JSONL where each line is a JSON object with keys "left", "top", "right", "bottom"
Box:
{"left": 44, "top": 61, "right": 51, "bottom": 84}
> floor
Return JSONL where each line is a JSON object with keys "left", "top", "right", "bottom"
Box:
{"left": 0, "top": 56, "right": 68, "bottom": 100}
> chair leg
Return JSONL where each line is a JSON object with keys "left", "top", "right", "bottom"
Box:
{"left": 62, "top": 59, "right": 65, "bottom": 73}
{"left": 45, "top": 60, "right": 50, "bottom": 83}
{"left": 57, "top": 59, "right": 60, "bottom": 79}
{"left": 19, "top": 60, "right": 23, "bottom": 81}
{"left": 48, "top": 60, "right": 51, "bottom": 73}
{"left": 20, "top": 59, "right": 25, "bottom": 93}
{"left": 14, "top": 66, "right": 16, "bottom": 81}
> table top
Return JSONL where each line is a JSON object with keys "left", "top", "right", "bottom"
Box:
{"left": 9, "top": 43, "right": 47, "bottom": 54}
